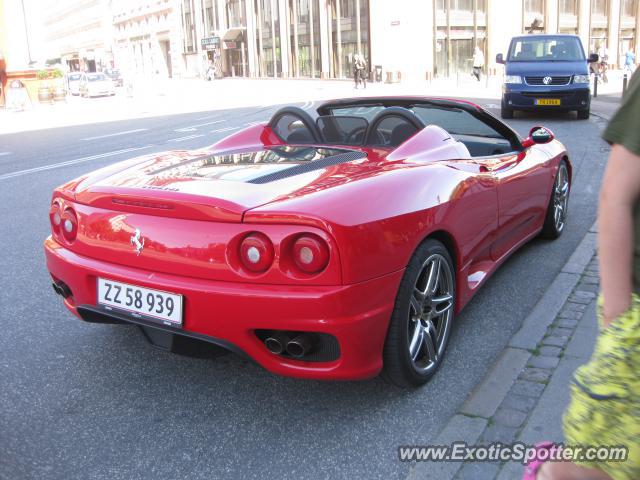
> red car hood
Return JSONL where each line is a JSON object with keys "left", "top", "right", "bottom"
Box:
{"left": 64, "top": 147, "right": 395, "bottom": 223}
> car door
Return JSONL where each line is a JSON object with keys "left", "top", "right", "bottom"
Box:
{"left": 488, "top": 146, "right": 552, "bottom": 261}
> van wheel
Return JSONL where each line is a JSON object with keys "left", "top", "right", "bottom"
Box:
{"left": 501, "top": 104, "right": 514, "bottom": 119}
{"left": 577, "top": 108, "right": 589, "bottom": 120}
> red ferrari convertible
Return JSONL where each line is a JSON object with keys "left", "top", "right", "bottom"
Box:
{"left": 45, "top": 97, "right": 570, "bottom": 386}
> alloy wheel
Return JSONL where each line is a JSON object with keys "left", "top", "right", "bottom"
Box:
{"left": 407, "top": 253, "right": 454, "bottom": 374}
{"left": 553, "top": 163, "right": 569, "bottom": 233}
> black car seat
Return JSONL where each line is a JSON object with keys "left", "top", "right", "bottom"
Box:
{"left": 268, "top": 106, "right": 322, "bottom": 144}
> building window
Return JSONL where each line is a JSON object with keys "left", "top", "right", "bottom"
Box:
{"left": 621, "top": 0, "right": 636, "bottom": 17}
{"left": 254, "top": 0, "right": 281, "bottom": 77}
{"left": 524, "top": 0, "right": 544, "bottom": 14}
{"left": 329, "top": 0, "right": 370, "bottom": 79}
{"left": 182, "top": 0, "right": 195, "bottom": 53}
{"left": 591, "top": 0, "right": 607, "bottom": 16}
{"left": 204, "top": 0, "right": 218, "bottom": 34}
{"left": 559, "top": 0, "right": 577, "bottom": 15}
{"left": 289, "top": 0, "right": 321, "bottom": 77}
{"left": 227, "top": 0, "right": 245, "bottom": 27}
{"left": 451, "top": 0, "right": 473, "bottom": 12}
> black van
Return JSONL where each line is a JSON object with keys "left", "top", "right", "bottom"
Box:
{"left": 496, "top": 34, "right": 599, "bottom": 119}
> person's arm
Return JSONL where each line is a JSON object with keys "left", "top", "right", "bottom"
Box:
{"left": 598, "top": 144, "right": 640, "bottom": 326}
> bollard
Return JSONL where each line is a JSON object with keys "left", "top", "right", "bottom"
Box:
{"left": 623, "top": 73, "right": 628, "bottom": 96}
{"left": 593, "top": 74, "right": 598, "bottom": 98}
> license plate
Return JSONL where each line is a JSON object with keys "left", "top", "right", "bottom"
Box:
{"left": 97, "top": 278, "right": 183, "bottom": 326}
{"left": 535, "top": 98, "right": 561, "bottom": 106}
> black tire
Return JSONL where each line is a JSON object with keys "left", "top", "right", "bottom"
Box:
{"left": 577, "top": 108, "right": 589, "bottom": 120}
{"left": 382, "top": 239, "right": 456, "bottom": 387}
{"left": 541, "top": 160, "right": 570, "bottom": 239}
{"left": 501, "top": 104, "right": 514, "bottom": 119}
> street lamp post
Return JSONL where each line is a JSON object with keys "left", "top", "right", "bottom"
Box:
{"left": 21, "top": 0, "right": 33, "bottom": 65}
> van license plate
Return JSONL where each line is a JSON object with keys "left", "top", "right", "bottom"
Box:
{"left": 535, "top": 99, "right": 561, "bottom": 106}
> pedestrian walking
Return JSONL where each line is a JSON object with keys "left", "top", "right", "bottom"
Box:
{"left": 472, "top": 46, "right": 484, "bottom": 82}
{"left": 624, "top": 49, "right": 636, "bottom": 74}
{"left": 353, "top": 53, "right": 367, "bottom": 89}
{"left": 598, "top": 44, "right": 609, "bottom": 83}
{"left": 524, "top": 68, "right": 640, "bottom": 480}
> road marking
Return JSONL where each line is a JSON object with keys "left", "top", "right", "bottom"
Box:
{"left": 211, "top": 126, "right": 241, "bottom": 133}
{"left": 484, "top": 103, "right": 500, "bottom": 109}
{"left": 301, "top": 101, "right": 315, "bottom": 111}
{"left": 0, "top": 152, "right": 11, "bottom": 157}
{"left": 245, "top": 121, "right": 265, "bottom": 127}
{"left": 81, "top": 128, "right": 149, "bottom": 141}
{"left": 175, "top": 120, "right": 224, "bottom": 132}
{"left": 0, "top": 145, "right": 154, "bottom": 181}
{"left": 196, "top": 114, "right": 221, "bottom": 120}
{"left": 169, "top": 134, "right": 205, "bottom": 142}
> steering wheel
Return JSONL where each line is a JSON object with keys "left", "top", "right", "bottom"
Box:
{"left": 345, "top": 126, "right": 367, "bottom": 145}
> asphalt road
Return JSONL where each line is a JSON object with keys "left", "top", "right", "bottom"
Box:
{"left": 0, "top": 101, "right": 609, "bottom": 480}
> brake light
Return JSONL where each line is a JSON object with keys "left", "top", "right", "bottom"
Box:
{"left": 239, "top": 233, "right": 274, "bottom": 273}
{"left": 61, "top": 208, "right": 78, "bottom": 242}
{"left": 293, "top": 235, "right": 329, "bottom": 274}
{"left": 49, "top": 201, "right": 62, "bottom": 234}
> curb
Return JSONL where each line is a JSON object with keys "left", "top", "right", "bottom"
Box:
{"left": 405, "top": 222, "right": 598, "bottom": 480}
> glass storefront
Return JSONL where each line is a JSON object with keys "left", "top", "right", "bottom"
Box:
{"left": 329, "top": 0, "right": 370, "bottom": 79}
{"left": 434, "top": 0, "right": 487, "bottom": 78}
{"left": 289, "top": 0, "right": 321, "bottom": 77}
{"left": 254, "top": 0, "right": 282, "bottom": 76}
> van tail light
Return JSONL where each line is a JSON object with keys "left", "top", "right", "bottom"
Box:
{"left": 61, "top": 208, "right": 78, "bottom": 242}
{"left": 293, "top": 235, "right": 329, "bottom": 274}
{"left": 239, "top": 233, "right": 274, "bottom": 273}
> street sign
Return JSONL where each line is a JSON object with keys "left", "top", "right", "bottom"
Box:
{"left": 201, "top": 36, "right": 220, "bottom": 50}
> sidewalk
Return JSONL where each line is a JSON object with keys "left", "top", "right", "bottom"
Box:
{"left": 405, "top": 225, "right": 600, "bottom": 480}
{"left": 0, "top": 70, "right": 626, "bottom": 135}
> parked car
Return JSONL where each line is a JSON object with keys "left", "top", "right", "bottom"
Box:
{"left": 65, "top": 72, "right": 82, "bottom": 96}
{"left": 79, "top": 72, "right": 115, "bottom": 98}
{"left": 104, "top": 68, "right": 123, "bottom": 87}
{"left": 496, "top": 34, "right": 599, "bottom": 119}
{"left": 45, "top": 97, "right": 570, "bottom": 387}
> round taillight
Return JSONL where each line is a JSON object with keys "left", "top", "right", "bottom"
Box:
{"left": 293, "top": 235, "right": 329, "bottom": 274}
{"left": 239, "top": 233, "right": 274, "bottom": 273}
{"left": 61, "top": 208, "right": 78, "bottom": 242}
{"left": 49, "top": 202, "right": 62, "bottom": 234}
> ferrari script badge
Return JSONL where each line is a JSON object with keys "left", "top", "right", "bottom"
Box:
{"left": 131, "top": 228, "right": 145, "bottom": 256}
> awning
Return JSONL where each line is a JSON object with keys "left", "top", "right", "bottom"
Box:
{"left": 223, "top": 28, "right": 245, "bottom": 41}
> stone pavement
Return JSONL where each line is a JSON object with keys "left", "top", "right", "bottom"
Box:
{"left": 406, "top": 225, "right": 600, "bottom": 480}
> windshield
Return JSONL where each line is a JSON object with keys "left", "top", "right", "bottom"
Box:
{"left": 68, "top": 74, "right": 81, "bottom": 81}
{"left": 88, "top": 74, "right": 107, "bottom": 82}
{"left": 507, "top": 37, "right": 585, "bottom": 62}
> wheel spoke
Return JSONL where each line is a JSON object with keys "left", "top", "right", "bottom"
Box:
{"left": 409, "top": 322, "right": 424, "bottom": 361}
{"left": 410, "top": 292, "right": 423, "bottom": 317}
{"left": 422, "top": 322, "right": 437, "bottom": 361}
{"left": 425, "top": 258, "right": 441, "bottom": 294}
{"left": 432, "top": 294, "right": 453, "bottom": 315}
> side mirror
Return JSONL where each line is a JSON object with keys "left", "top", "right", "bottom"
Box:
{"left": 522, "top": 126, "right": 555, "bottom": 148}
{"left": 496, "top": 53, "right": 505, "bottom": 64}
{"left": 588, "top": 53, "right": 599, "bottom": 63}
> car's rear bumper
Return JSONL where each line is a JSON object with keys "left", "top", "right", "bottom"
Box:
{"left": 44, "top": 236, "right": 402, "bottom": 380}
{"left": 502, "top": 86, "right": 590, "bottom": 110}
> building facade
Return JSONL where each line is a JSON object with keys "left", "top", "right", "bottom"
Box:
{"left": 174, "top": 0, "right": 639, "bottom": 81}
{"left": 41, "top": 0, "right": 114, "bottom": 72}
{"left": 111, "top": 0, "right": 183, "bottom": 78}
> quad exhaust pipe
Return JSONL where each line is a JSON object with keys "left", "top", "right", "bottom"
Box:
{"left": 264, "top": 331, "right": 314, "bottom": 358}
